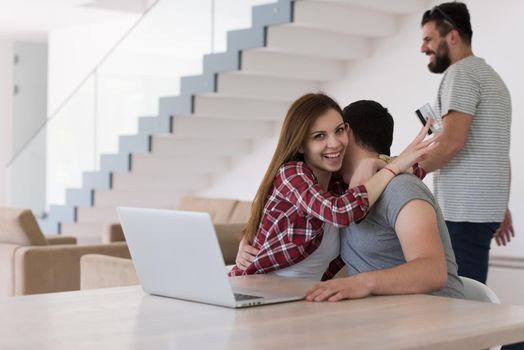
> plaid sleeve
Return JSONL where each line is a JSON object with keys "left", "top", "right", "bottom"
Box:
{"left": 278, "top": 162, "right": 369, "bottom": 228}
{"left": 242, "top": 221, "right": 323, "bottom": 276}
{"left": 321, "top": 256, "right": 345, "bottom": 281}
{"left": 228, "top": 240, "right": 317, "bottom": 277}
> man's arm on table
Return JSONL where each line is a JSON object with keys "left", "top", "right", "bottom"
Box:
{"left": 419, "top": 111, "right": 472, "bottom": 173}
{"left": 305, "top": 199, "right": 448, "bottom": 301}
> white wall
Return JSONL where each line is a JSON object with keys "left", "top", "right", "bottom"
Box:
{"left": 463, "top": 0, "right": 524, "bottom": 258}
{"left": 7, "top": 42, "right": 48, "bottom": 215}
{"left": 199, "top": 135, "right": 279, "bottom": 201}
{"left": 12, "top": 43, "right": 47, "bottom": 154}
{"left": 202, "top": 0, "right": 524, "bottom": 258}
{"left": 0, "top": 40, "right": 13, "bottom": 206}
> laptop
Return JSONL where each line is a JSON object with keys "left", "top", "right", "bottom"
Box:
{"left": 117, "top": 207, "right": 306, "bottom": 308}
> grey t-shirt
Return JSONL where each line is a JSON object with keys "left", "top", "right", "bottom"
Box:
{"left": 341, "top": 174, "right": 464, "bottom": 299}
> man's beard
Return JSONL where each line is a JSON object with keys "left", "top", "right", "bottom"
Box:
{"left": 427, "top": 41, "right": 451, "bottom": 73}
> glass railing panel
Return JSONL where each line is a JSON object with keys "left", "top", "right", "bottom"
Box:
{"left": 95, "top": 0, "right": 213, "bottom": 158}
{"left": 7, "top": 0, "right": 283, "bottom": 216}
{"left": 7, "top": 74, "right": 96, "bottom": 213}
{"left": 46, "top": 75, "right": 97, "bottom": 206}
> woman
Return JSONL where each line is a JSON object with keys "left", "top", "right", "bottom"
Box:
{"left": 228, "top": 93, "right": 435, "bottom": 280}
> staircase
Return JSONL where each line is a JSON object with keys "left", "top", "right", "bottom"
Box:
{"left": 40, "top": 0, "right": 428, "bottom": 243}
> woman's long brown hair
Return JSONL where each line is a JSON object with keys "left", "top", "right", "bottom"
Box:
{"left": 242, "top": 93, "right": 343, "bottom": 243}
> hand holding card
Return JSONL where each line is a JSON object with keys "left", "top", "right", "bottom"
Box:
{"left": 415, "top": 103, "right": 443, "bottom": 134}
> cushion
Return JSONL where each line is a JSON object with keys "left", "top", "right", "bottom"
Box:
{"left": 0, "top": 208, "right": 47, "bottom": 246}
{"left": 102, "top": 223, "right": 125, "bottom": 243}
{"left": 214, "top": 223, "right": 244, "bottom": 265}
{"left": 228, "top": 201, "right": 252, "bottom": 224}
{"left": 176, "top": 196, "right": 237, "bottom": 224}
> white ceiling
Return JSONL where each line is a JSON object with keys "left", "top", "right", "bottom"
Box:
{"left": 0, "top": 0, "right": 151, "bottom": 42}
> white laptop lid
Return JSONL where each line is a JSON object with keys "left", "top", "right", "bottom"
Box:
{"left": 117, "top": 207, "right": 237, "bottom": 307}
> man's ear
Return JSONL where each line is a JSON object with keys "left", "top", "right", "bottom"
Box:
{"left": 448, "top": 29, "right": 460, "bottom": 45}
{"left": 346, "top": 123, "right": 353, "bottom": 136}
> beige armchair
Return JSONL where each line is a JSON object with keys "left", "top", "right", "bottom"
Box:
{"left": 81, "top": 254, "right": 138, "bottom": 289}
{"left": 175, "top": 196, "right": 239, "bottom": 224}
{"left": 228, "top": 200, "right": 252, "bottom": 224}
{"left": 0, "top": 207, "right": 131, "bottom": 297}
{"left": 101, "top": 196, "right": 250, "bottom": 243}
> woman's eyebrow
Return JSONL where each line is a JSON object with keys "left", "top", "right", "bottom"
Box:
{"left": 310, "top": 122, "right": 345, "bottom": 135}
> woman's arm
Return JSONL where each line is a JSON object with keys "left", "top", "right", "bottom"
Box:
{"left": 280, "top": 163, "right": 369, "bottom": 228}
{"left": 363, "top": 121, "right": 437, "bottom": 207}
{"left": 348, "top": 157, "right": 426, "bottom": 189}
{"left": 285, "top": 124, "right": 437, "bottom": 227}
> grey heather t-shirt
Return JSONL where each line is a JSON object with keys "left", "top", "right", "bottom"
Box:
{"left": 341, "top": 174, "right": 464, "bottom": 299}
{"left": 434, "top": 55, "right": 511, "bottom": 222}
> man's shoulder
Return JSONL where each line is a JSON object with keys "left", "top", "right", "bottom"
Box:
{"left": 386, "top": 174, "right": 426, "bottom": 191}
{"left": 382, "top": 174, "right": 433, "bottom": 204}
{"left": 452, "top": 56, "right": 485, "bottom": 70}
{"left": 447, "top": 56, "right": 493, "bottom": 81}
{"left": 372, "top": 175, "right": 438, "bottom": 228}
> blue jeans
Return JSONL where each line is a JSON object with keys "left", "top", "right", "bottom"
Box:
{"left": 446, "top": 221, "right": 524, "bottom": 350}
{"left": 445, "top": 221, "right": 499, "bottom": 284}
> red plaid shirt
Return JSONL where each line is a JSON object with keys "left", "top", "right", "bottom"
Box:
{"left": 228, "top": 161, "right": 369, "bottom": 280}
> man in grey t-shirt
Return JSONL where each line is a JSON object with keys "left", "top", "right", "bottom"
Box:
{"left": 306, "top": 100, "right": 464, "bottom": 301}
{"left": 341, "top": 174, "right": 463, "bottom": 299}
{"left": 419, "top": 2, "right": 513, "bottom": 284}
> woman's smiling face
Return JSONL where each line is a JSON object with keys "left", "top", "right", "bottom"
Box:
{"left": 301, "top": 108, "right": 348, "bottom": 178}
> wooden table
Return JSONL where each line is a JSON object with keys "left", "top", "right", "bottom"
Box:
{"left": 1, "top": 275, "right": 524, "bottom": 349}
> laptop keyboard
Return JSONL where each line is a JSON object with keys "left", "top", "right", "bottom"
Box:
{"left": 234, "top": 293, "right": 263, "bottom": 301}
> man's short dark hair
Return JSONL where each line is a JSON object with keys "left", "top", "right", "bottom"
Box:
{"left": 421, "top": 2, "right": 473, "bottom": 45}
{"left": 342, "top": 100, "right": 393, "bottom": 156}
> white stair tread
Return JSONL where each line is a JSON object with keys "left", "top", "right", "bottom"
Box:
{"left": 112, "top": 172, "right": 211, "bottom": 190}
{"left": 240, "top": 48, "right": 346, "bottom": 81}
{"left": 216, "top": 72, "right": 321, "bottom": 100}
{"left": 172, "top": 116, "right": 277, "bottom": 138}
{"left": 293, "top": 1, "right": 398, "bottom": 36}
{"left": 151, "top": 136, "right": 252, "bottom": 156}
{"left": 194, "top": 94, "right": 291, "bottom": 120}
{"left": 131, "top": 154, "right": 230, "bottom": 174}
{"left": 266, "top": 24, "right": 370, "bottom": 60}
